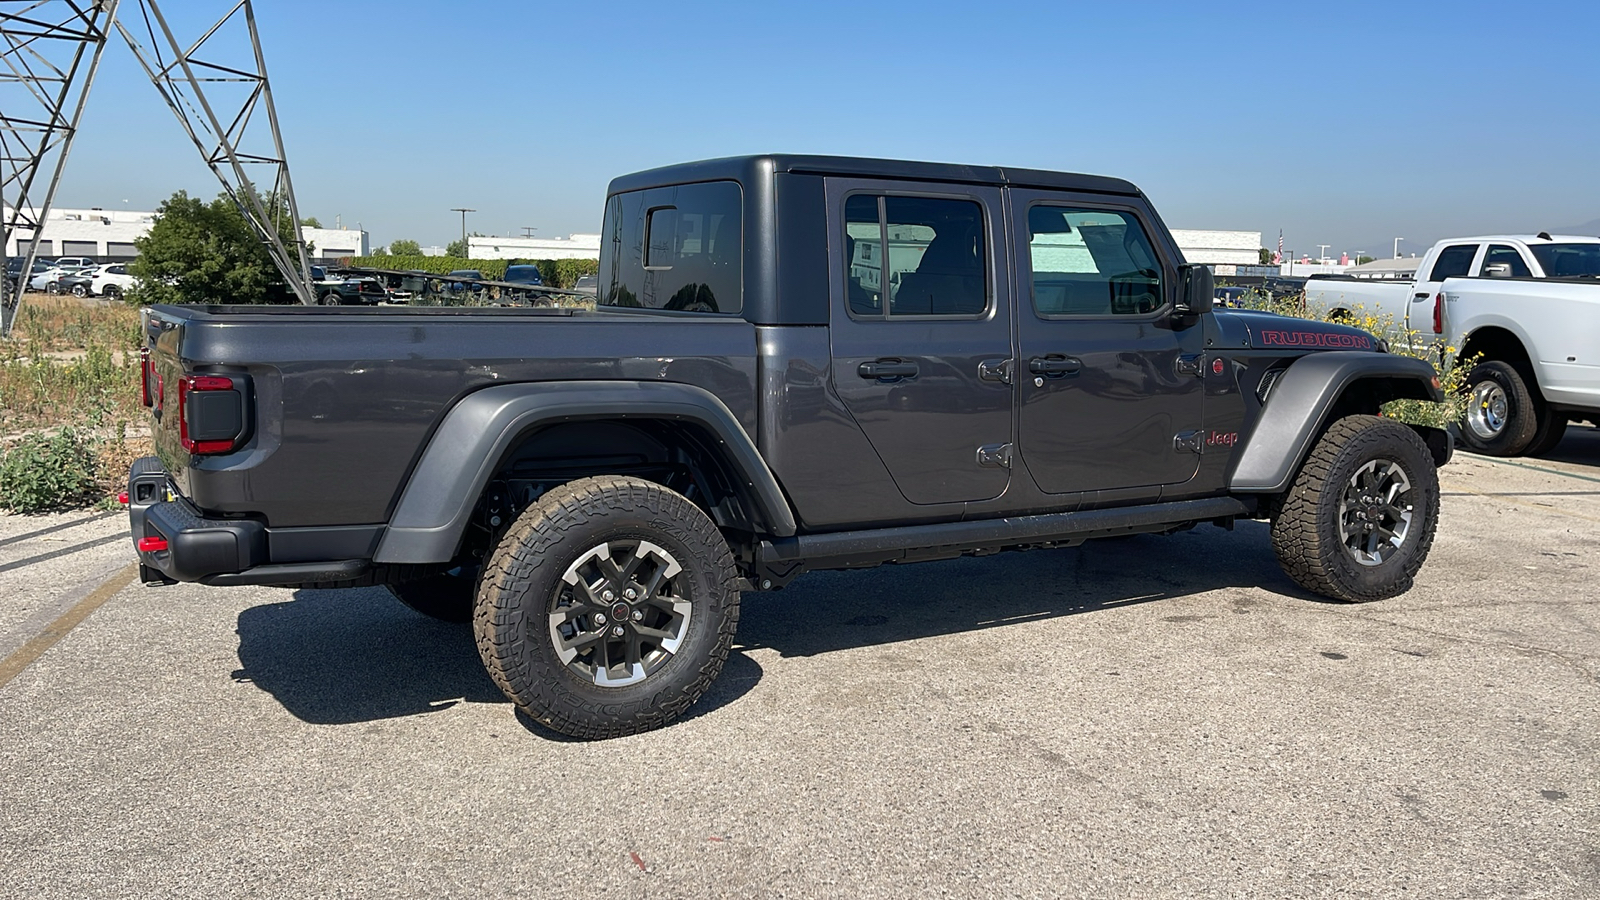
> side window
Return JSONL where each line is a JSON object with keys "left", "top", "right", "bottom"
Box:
{"left": 1478, "top": 244, "right": 1531, "bottom": 277}
{"left": 1027, "top": 205, "right": 1162, "bottom": 316}
{"left": 1428, "top": 244, "right": 1479, "bottom": 281}
{"left": 844, "top": 194, "right": 987, "bottom": 318}
{"left": 598, "top": 180, "right": 742, "bottom": 313}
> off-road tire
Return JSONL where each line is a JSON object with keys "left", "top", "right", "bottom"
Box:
{"left": 1526, "top": 410, "right": 1569, "bottom": 457}
{"left": 1460, "top": 360, "right": 1539, "bottom": 456}
{"left": 474, "top": 475, "right": 740, "bottom": 739}
{"left": 386, "top": 567, "right": 477, "bottom": 623}
{"left": 1270, "top": 415, "right": 1439, "bottom": 603}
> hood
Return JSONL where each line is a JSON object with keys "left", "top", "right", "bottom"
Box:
{"left": 1215, "top": 309, "right": 1381, "bottom": 352}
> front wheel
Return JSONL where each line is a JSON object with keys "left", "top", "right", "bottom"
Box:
{"left": 102, "top": 284, "right": 121, "bottom": 301}
{"left": 1270, "top": 415, "right": 1440, "bottom": 603}
{"left": 319, "top": 293, "right": 341, "bottom": 306}
{"left": 71, "top": 283, "right": 87, "bottom": 298}
{"left": 474, "top": 475, "right": 740, "bottom": 739}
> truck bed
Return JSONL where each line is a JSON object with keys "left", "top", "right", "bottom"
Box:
{"left": 142, "top": 304, "right": 760, "bottom": 527}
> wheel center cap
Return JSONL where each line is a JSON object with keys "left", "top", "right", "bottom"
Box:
{"left": 610, "top": 602, "right": 630, "bottom": 621}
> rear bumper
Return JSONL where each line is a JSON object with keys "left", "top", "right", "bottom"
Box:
{"left": 127, "top": 457, "right": 379, "bottom": 586}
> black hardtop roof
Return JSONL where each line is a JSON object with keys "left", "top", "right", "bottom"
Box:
{"left": 607, "top": 154, "right": 1142, "bottom": 197}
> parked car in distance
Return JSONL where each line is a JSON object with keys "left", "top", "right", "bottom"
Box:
{"left": 31, "top": 263, "right": 89, "bottom": 293}
{"left": 58, "top": 268, "right": 98, "bottom": 297}
{"left": 90, "top": 263, "right": 135, "bottom": 300}
{"left": 572, "top": 274, "right": 598, "bottom": 296}
{"left": 502, "top": 265, "right": 544, "bottom": 287}
{"left": 54, "top": 255, "right": 96, "bottom": 270}
{"left": 315, "top": 275, "right": 387, "bottom": 306}
{"left": 1213, "top": 285, "right": 1249, "bottom": 308}
{"left": 443, "top": 269, "right": 486, "bottom": 295}
{"left": 6, "top": 256, "right": 52, "bottom": 291}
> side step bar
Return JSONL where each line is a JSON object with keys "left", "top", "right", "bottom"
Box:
{"left": 754, "top": 496, "right": 1254, "bottom": 587}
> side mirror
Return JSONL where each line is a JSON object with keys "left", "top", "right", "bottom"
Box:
{"left": 1175, "top": 264, "right": 1214, "bottom": 316}
{"left": 1483, "top": 263, "right": 1512, "bottom": 278}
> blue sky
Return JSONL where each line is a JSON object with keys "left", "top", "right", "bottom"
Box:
{"left": 54, "top": 0, "right": 1600, "bottom": 256}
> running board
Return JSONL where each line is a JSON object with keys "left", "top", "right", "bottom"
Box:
{"left": 753, "top": 496, "right": 1254, "bottom": 587}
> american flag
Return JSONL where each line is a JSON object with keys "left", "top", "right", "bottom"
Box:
{"left": 1275, "top": 230, "right": 1284, "bottom": 264}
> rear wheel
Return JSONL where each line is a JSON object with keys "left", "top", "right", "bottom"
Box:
{"left": 320, "top": 292, "right": 341, "bottom": 306}
{"left": 71, "top": 283, "right": 87, "bottom": 298}
{"left": 474, "top": 475, "right": 739, "bottom": 739}
{"left": 1459, "top": 360, "right": 1539, "bottom": 456}
{"left": 102, "top": 284, "right": 121, "bottom": 301}
{"left": 1270, "top": 415, "right": 1439, "bottom": 603}
{"left": 46, "top": 282, "right": 60, "bottom": 295}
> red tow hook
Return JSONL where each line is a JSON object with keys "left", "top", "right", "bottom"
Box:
{"left": 118, "top": 490, "right": 130, "bottom": 506}
{"left": 137, "top": 536, "right": 169, "bottom": 553}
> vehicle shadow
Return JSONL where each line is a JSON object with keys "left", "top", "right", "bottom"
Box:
{"left": 231, "top": 586, "right": 764, "bottom": 727}
{"left": 736, "top": 520, "right": 1307, "bottom": 658}
{"left": 233, "top": 521, "right": 1301, "bottom": 731}
{"left": 1536, "top": 423, "right": 1600, "bottom": 467}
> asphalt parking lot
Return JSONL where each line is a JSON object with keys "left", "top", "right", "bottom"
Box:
{"left": 2, "top": 430, "right": 1598, "bottom": 899}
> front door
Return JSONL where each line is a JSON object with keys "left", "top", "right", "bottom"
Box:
{"left": 1008, "top": 190, "right": 1204, "bottom": 495}
{"left": 827, "top": 178, "right": 1014, "bottom": 506}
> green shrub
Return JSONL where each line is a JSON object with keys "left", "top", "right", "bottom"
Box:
{"left": 339, "top": 255, "right": 600, "bottom": 287}
{"left": 0, "top": 428, "right": 102, "bottom": 514}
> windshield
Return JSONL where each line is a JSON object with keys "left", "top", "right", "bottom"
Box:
{"left": 1529, "top": 243, "right": 1600, "bottom": 278}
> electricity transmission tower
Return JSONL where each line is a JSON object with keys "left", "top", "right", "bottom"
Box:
{"left": 0, "top": 0, "right": 121, "bottom": 333}
{"left": 1, "top": 0, "right": 314, "bottom": 336}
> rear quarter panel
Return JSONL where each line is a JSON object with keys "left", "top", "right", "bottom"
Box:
{"left": 150, "top": 309, "right": 759, "bottom": 527}
{"left": 1445, "top": 278, "right": 1600, "bottom": 408}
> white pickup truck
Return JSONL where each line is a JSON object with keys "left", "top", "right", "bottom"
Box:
{"left": 1304, "top": 234, "right": 1591, "bottom": 328}
{"left": 1305, "top": 235, "right": 1600, "bottom": 457}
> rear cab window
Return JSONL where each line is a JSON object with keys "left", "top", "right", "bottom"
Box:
{"left": 844, "top": 194, "right": 988, "bottom": 318}
{"left": 1427, "top": 244, "right": 1480, "bottom": 281}
{"left": 599, "top": 180, "right": 742, "bottom": 313}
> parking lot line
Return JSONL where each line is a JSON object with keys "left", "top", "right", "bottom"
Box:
{"left": 0, "top": 510, "right": 116, "bottom": 549}
{"left": 0, "top": 533, "right": 128, "bottom": 575}
{"left": 0, "top": 562, "right": 136, "bottom": 690}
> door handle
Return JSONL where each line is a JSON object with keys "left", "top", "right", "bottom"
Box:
{"left": 1028, "top": 355, "right": 1082, "bottom": 376}
{"left": 858, "top": 359, "right": 919, "bottom": 380}
{"left": 1412, "top": 292, "right": 1430, "bottom": 301}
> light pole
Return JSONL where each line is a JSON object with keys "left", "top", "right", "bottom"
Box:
{"left": 1393, "top": 237, "right": 1403, "bottom": 259}
{"left": 520, "top": 226, "right": 538, "bottom": 238}
{"left": 451, "top": 207, "right": 476, "bottom": 253}
{"left": 1316, "top": 244, "right": 1331, "bottom": 263}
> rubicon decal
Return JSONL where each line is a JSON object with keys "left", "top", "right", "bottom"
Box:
{"left": 1258, "top": 330, "right": 1373, "bottom": 350}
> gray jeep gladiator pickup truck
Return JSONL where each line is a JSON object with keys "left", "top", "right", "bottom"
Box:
{"left": 127, "top": 155, "right": 1450, "bottom": 739}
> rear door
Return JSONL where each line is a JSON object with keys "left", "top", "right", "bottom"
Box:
{"left": 1008, "top": 190, "right": 1204, "bottom": 495}
{"left": 826, "top": 177, "right": 1014, "bottom": 505}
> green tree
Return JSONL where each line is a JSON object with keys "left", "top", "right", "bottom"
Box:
{"left": 301, "top": 216, "right": 322, "bottom": 229}
{"left": 445, "top": 238, "right": 468, "bottom": 258}
{"left": 371, "top": 246, "right": 390, "bottom": 257}
{"left": 1357, "top": 255, "right": 1375, "bottom": 265}
{"left": 389, "top": 238, "right": 422, "bottom": 256}
{"left": 1258, "top": 247, "right": 1273, "bottom": 265}
{"left": 129, "top": 190, "right": 306, "bottom": 305}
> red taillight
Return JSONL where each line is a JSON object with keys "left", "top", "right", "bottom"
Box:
{"left": 178, "top": 374, "right": 240, "bottom": 455}
{"left": 1432, "top": 292, "right": 1444, "bottom": 335}
{"left": 137, "top": 536, "right": 169, "bottom": 553}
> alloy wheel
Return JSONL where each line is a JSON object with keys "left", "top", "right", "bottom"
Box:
{"left": 547, "top": 539, "right": 692, "bottom": 687}
{"left": 1337, "top": 459, "right": 1414, "bottom": 567}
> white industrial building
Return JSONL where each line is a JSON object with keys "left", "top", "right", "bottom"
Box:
{"left": 4, "top": 205, "right": 368, "bottom": 261}
{"left": 468, "top": 233, "right": 601, "bottom": 261}
{"left": 1170, "top": 229, "right": 1261, "bottom": 273}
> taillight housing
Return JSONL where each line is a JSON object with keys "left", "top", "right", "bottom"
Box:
{"left": 1432, "top": 292, "right": 1444, "bottom": 334}
{"left": 140, "top": 348, "right": 153, "bottom": 406}
{"left": 178, "top": 373, "right": 247, "bottom": 455}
